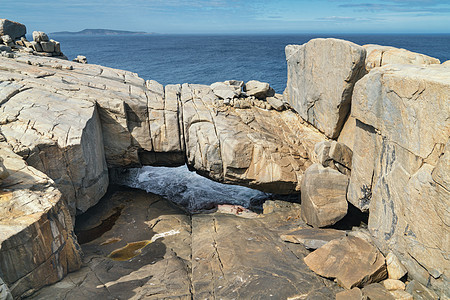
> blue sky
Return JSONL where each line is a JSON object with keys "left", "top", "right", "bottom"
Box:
{"left": 3, "top": 0, "right": 450, "bottom": 34}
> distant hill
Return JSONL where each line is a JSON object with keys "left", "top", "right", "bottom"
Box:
{"left": 50, "top": 29, "right": 154, "bottom": 35}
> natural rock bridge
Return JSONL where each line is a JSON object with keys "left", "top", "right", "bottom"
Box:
{"left": 0, "top": 35, "right": 448, "bottom": 299}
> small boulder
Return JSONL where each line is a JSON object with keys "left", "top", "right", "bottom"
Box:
{"left": 382, "top": 279, "right": 406, "bottom": 291}
{"left": 40, "top": 41, "right": 55, "bottom": 53}
{"left": 336, "top": 288, "right": 363, "bottom": 300}
{"left": 266, "top": 96, "right": 285, "bottom": 111}
{"left": 1, "top": 35, "right": 13, "bottom": 45}
{"left": 0, "top": 19, "right": 26, "bottom": 40}
{"left": 280, "top": 227, "right": 346, "bottom": 250}
{"left": 0, "top": 45, "right": 11, "bottom": 53}
{"left": 245, "top": 80, "right": 274, "bottom": 99}
{"left": 362, "top": 283, "right": 395, "bottom": 300}
{"left": 73, "top": 55, "right": 88, "bottom": 64}
{"left": 405, "top": 280, "right": 438, "bottom": 300}
{"left": 301, "top": 163, "right": 348, "bottom": 227}
{"left": 304, "top": 236, "right": 387, "bottom": 289}
{"left": 211, "top": 81, "right": 240, "bottom": 100}
{"left": 386, "top": 252, "right": 407, "bottom": 280}
{"left": 33, "top": 31, "right": 49, "bottom": 42}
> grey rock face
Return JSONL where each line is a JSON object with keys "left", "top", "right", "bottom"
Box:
{"left": 285, "top": 38, "right": 366, "bottom": 138}
{"left": 0, "top": 19, "right": 26, "bottom": 40}
{"left": 301, "top": 163, "right": 348, "bottom": 227}
{"left": 350, "top": 64, "right": 450, "bottom": 298}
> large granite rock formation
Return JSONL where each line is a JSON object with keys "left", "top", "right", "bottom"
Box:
{"left": 349, "top": 64, "right": 450, "bottom": 296}
{"left": 0, "top": 19, "right": 26, "bottom": 40}
{"left": 0, "top": 142, "right": 81, "bottom": 298}
{"left": 0, "top": 50, "right": 327, "bottom": 297}
{"left": 0, "top": 58, "right": 109, "bottom": 216}
{"left": 285, "top": 38, "right": 366, "bottom": 139}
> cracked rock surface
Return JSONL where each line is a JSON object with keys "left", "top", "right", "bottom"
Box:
{"left": 349, "top": 63, "right": 450, "bottom": 297}
{"left": 0, "top": 141, "right": 81, "bottom": 298}
{"left": 29, "top": 188, "right": 343, "bottom": 299}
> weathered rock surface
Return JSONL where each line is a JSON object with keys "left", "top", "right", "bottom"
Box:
{"left": 405, "top": 280, "right": 438, "bottom": 300}
{"left": 0, "top": 277, "right": 13, "bottom": 300}
{"left": 285, "top": 38, "right": 366, "bottom": 138}
{"left": 32, "top": 31, "right": 49, "bottom": 43}
{"left": 382, "top": 279, "right": 406, "bottom": 291}
{"left": 0, "top": 19, "right": 26, "bottom": 40}
{"left": 364, "top": 44, "right": 440, "bottom": 71}
{"left": 280, "top": 227, "right": 346, "bottom": 249}
{"left": 301, "top": 163, "right": 348, "bottom": 227}
{"left": 0, "top": 142, "right": 81, "bottom": 298}
{"left": 210, "top": 80, "right": 242, "bottom": 100}
{"left": 389, "top": 290, "right": 413, "bottom": 300}
{"left": 0, "top": 157, "right": 8, "bottom": 183}
{"left": 29, "top": 189, "right": 192, "bottom": 300}
{"left": 181, "top": 83, "right": 325, "bottom": 193}
{"left": 0, "top": 59, "right": 109, "bottom": 215}
{"left": 336, "top": 287, "right": 362, "bottom": 300}
{"left": 338, "top": 115, "right": 356, "bottom": 151}
{"left": 30, "top": 189, "right": 343, "bottom": 299}
{"left": 349, "top": 64, "right": 450, "bottom": 297}
{"left": 0, "top": 51, "right": 329, "bottom": 297}
{"left": 244, "top": 80, "right": 274, "bottom": 99}
{"left": 1, "top": 53, "right": 326, "bottom": 197}
{"left": 304, "top": 236, "right": 387, "bottom": 289}
{"left": 362, "top": 283, "right": 395, "bottom": 300}
{"left": 266, "top": 95, "right": 285, "bottom": 111}
{"left": 386, "top": 252, "right": 407, "bottom": 280}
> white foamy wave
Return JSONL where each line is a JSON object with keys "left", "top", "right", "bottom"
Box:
{"left": 113, "top": 165, "right": 269, "bottom": 211}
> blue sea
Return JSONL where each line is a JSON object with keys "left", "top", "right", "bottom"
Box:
{"left": 50, "top": 34, "right": 450, "bottom": 93}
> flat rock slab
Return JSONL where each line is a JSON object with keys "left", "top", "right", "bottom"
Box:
{"left": 281, "top": 227, "right": 346, "bottom": 249}
{"left": 30, "top": 190, "right": 343, "bottom": 299}
{"left": 191, "top": 212, "right": 339, "bottom": 299}
{"left": 29, "top": 189, "right": 193, "bottom": 300}
{"left": 362, "top": 283, "right": 395, "bottom": 300}
{"left": 304, "top": 236, "right": 387, "bottom": 289}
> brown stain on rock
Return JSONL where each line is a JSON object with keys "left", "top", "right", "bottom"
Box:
{"left": 107, "top": 240, "right": 152, "bottom": 261}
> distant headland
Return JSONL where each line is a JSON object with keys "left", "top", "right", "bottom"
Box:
{"left": 50, "top": 29, "right": 154, "bottom": 35}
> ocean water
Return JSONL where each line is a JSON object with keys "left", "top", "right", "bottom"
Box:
{"left": 51, "top": 34, "right": 450, "bottom": 93}
{"left": 112, "top": 165, "right": 269, "bottom": 212}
